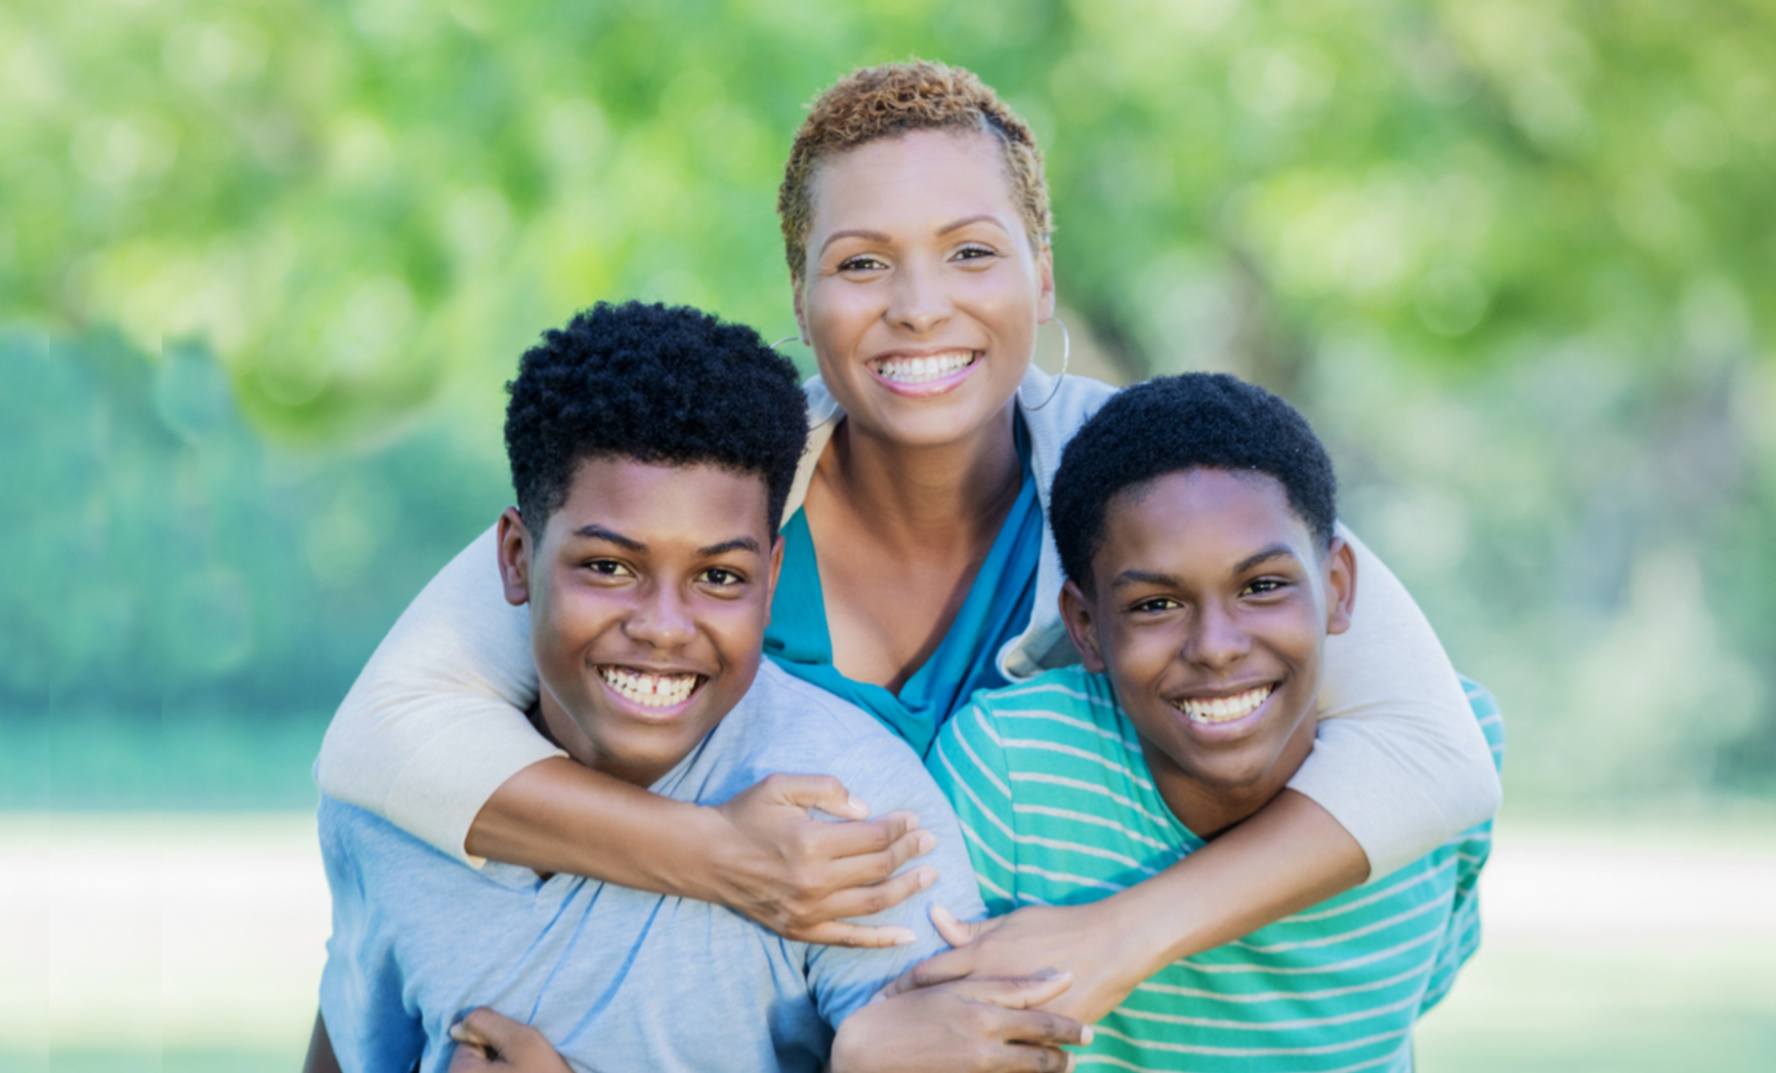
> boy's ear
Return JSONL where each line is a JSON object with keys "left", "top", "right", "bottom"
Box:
{"left": 496, "top": 507, "right": 534, "bottom": 607}
{"left": 1059, "top": 579, "right": 1108, "bottom": 673}
{"left": 765, "top": 534, "right": 786, "bottom": 604}
{"left": 1323, "top": 536, "right": 1357, "bottom": 636}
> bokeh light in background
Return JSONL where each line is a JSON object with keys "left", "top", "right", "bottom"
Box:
{"left": 4, "top": 0, "right": 1773, "bottom": 1069}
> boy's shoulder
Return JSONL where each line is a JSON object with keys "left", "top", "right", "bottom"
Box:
{"left": 734, "top": 661, "right": 925, "bottom": 767}
{"left": 952, "top": 664, "right": 1130, "bottom": 756}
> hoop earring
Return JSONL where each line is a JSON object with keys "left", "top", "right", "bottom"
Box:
{"left": 1025, "top": 316, "right": 1070, "bottom": 411}
{"left": 769, "top": 334, "right": 804, "bottom": 352}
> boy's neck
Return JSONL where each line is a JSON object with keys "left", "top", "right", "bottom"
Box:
{"left": 531, "top": 694, "right": 679, "bottom": 790}
{"left": 1140, "top": 714, "right": 1319, "bottom": 841}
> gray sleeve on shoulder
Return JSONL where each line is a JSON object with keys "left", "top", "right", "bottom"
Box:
{"left": 802, "top": 728, "right": 986, "bottom": 1028}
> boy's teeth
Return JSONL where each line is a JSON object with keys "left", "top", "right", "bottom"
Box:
{"left": 599, "top": 667, "right": 700, "bottom": 708}
{"left": 875, "top": 351, "right": 975, "bottom": 383}
{"left": 1178, "top": 685, "right": 1273, "bottom": 725}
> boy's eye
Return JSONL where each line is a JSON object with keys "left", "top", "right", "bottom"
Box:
{"left": 1242, "top": 577, "right": 1290, "bottom": 597}
{"left": 699, "top": 567, "right": 745, "bottom": 587}
{"left": 582, "top": 559, "right": 633, "bottom": 578}
{"left": 1130, "top": 596, "right": 1180, "bottom": 614}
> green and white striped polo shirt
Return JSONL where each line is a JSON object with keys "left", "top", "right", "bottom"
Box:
{"left": 927, "top": 665, "right": 1503, "bottom": 1073}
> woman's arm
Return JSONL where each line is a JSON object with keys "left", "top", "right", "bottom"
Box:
{"left": 316, "top": 527, "right": 936, "bottom": 943}
{"left": 884, "top": 790, "right": 1366, "bottom": 1022}
{"left": 888, "top": 528, "right": 1499, "bottom": 1018}
{"left": 1293, "top": 524, "right": 1502, "bottom": 877}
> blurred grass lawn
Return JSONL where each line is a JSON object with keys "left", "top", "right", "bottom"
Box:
{"left": 2, "top": 811, "right": 1772, "bottom": 1073}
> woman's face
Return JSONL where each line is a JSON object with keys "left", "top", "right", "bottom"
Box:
{"left": 795, "top": 129, "right": 1055, "bottom": 449}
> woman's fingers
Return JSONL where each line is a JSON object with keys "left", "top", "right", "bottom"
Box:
{"left": 879, "top": 943, "right": 978, "bottom": 997}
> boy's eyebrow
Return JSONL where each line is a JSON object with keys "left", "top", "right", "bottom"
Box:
{"left": 1109, "top": 545, "right": 1301, "bottom": 589}
{"left": 1110, "top": 568, "right": 1180, "bottom": 590}
{"left": 1231, "top": 544, "right": 1300, "bottom": 575}
{"left": 697, "top": 536, "right": 762, "bottom": 557}
{"left": 570, "top": 524, "right": 643, "bottom": 551}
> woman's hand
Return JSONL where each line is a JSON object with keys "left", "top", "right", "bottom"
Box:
{"left": 706, "top": 773, "right": 939, "bottom": 947}
{"left": 881, "top": 904, "right": 1150, "bottom": 1024}
{"left": 447, "top": 1009, "right": 571, "bottom": 1073}
{"left": 830, "top": 972, "right": 1090, "bottom": 1073}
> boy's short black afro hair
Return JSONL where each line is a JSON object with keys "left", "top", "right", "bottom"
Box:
{"left": 504, "top": 301, "right": 808, "bottom": 533}
{"left": 1049, "top": 372, "right": 1337, "bottom": 589}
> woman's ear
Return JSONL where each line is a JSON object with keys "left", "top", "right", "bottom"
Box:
{"left": 1059, "top": 579, "right": 1107, "bottom": 673}
{"left": 791, "top": 277, "right": 810, "bottom": 345}
{"left": 496, "top": 507, "right": 534, "bottom": 607}
{"left": 1323, "top": 536, "right": 1358, "bottom": 636}
{"left": 1036, "top": 243, "right": 1056, "bottom": 323}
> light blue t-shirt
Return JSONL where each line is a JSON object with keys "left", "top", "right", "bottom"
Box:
{"left": 318, "top": 660, "right": 985, "bottom": 1073}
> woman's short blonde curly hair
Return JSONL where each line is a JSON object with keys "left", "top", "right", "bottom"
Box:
{"left": 777, "top": 60, "right": 1052, "bottom": 280}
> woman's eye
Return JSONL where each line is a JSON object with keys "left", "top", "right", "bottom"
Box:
{"left": 837, "top": 255, "right": 886, "bottom": 273}
{"left": 952, "top": 244, "right": 997, "bottom": 263}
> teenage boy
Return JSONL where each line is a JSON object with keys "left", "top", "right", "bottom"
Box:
{"left": 312, "top": 302, "right": 1081, "bottom": 1073}
{"left": 928, "top": 373, "right": 1503, "bottom": 1072}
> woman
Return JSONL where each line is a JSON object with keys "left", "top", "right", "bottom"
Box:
{"left": 317, "top": 60, "right": 1498, "bottom": 1029}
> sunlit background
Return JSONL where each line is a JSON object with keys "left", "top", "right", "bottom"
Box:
{"left": 5, "top": 0, "right": 1774, "bottom": 1069}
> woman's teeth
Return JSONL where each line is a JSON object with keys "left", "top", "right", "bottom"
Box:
{"left": 1177, "top": 685, "right": 1273, "bottom": 725}
{"left": 600, "top": 667, "right": 700, "bottom": 708}
{"left": 874, "top": 351, "right": 976, "bottom": 383}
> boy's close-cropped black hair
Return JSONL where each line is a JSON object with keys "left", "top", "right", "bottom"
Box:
{"left": 1049, "top": 372, "right": 1338, "bottom": 589}
{"left": 504, "top": 300, "right": 809, "bottom": 533}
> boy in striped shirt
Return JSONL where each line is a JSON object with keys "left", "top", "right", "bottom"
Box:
{"left": 927, "top": 373, "right": 1501, "bottom": 1072}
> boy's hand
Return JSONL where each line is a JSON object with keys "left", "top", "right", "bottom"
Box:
{"left": 447, "top": 1009, "right": 570, "bottom": 1073}
{"left": 707, "top": 773, "right": 938, "bottom": 947}
{"left": 881, "top": 904, "right": 1148, "bottom": 1023}
{"left": 830, "top": 972, "right": 1090, "bottom": 1072}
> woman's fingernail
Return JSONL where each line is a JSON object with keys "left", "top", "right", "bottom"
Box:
{"left": 917, "top": 831, "right": 937, "bottom": 853}
{"left": 848, "top": 796, "right": 869, "bottom": 815}
{"left": 1081, "top": 1026, "right": 1095, "bottom": 1045}
{"left": 448, "top": 1022, "right": 471, "bottom": 1043}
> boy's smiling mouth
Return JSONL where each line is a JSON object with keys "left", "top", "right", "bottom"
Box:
{"left": 597, "top": 666, "right": 707, "bottom": 711}
{"left": 1171, "top": 683, "right": 1276, "bottom": 726}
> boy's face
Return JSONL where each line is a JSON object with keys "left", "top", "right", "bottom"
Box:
{"left": 1060, "top": 468, "right": 1355, "bottom": 813}
{"left": 497, "top": 458, "right": 782, "bottom": 788}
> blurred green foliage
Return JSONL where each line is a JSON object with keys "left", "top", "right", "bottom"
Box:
{"left": 3, "top": 0, "right": 1773, "bottom": 806}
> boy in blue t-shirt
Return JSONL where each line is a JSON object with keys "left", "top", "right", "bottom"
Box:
{"left": 927, "top": 373, "right": 1502, "bottom": 1072}
{"left": 309, "top": 302, "right": 1084, "bottom": 1073}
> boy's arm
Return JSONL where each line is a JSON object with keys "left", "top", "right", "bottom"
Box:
{"left": 315, "top": 527, "right": 932, "bottom": 944}
{"left": 302, "top": 1013, "right": 342, "bottom": 1073}
{"left": 316, "top": 800, "right": 427, "bottom": 1073}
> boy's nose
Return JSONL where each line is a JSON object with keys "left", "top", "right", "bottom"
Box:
{"left": 623, "top": 588, "right": 696, "bottom": 648}
{"left": 1183, "top": 602, "right": 1251, "bottom": 670}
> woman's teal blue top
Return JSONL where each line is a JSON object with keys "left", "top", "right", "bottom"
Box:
{"left": 763, "top": 428, "right": 1042, "bottom": 758}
